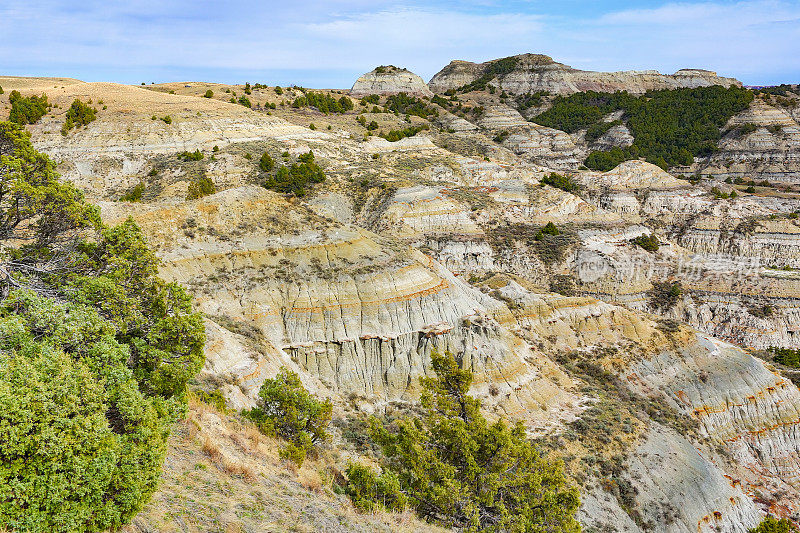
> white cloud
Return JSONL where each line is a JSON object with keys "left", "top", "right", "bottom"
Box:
{"left": 0, "top": 2, "right": 542, "bottom": 76}
{"left": 598, "top": 0, "right": 797, "bottom": 25}
{"left": 299, "top": 8, "right": 545, "bottom": 76}
{"left": 579, "top": 0, "right": 800, "bottom": 80}
{"left": 0, "top": 0, "right": 797, "bottom": 86}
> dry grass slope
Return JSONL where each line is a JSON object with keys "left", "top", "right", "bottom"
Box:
{"left": 120, "top": 398, "right": 443, "bottom": 533}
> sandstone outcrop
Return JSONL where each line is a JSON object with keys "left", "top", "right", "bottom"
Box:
{"left": 628, "top": 333, "right": 800, "bottom": 518}
{"left": 476, "top": 105, "right": 529, "bottom": 129}
{"left": 362, "top": 134, "right": 437, "bottom": 153}
{"left": 437, "top": 114, "right": 478, "bottom": 132}
{"left": 579, "top": 160, "right": 690, "bottom": 190}
{"left": 350, "top": 65, "right": 433, "bottom": 97}
{"left": 503, "top": 124, "right": 583, "bottom": 169}
{"left": 428, "top": 54, "right": 742, "bottom": 95}
{"left": 374, "top": 185, "right": 483, "bottom": 238}
{"left": 685, "top": 98, "right": 800, "bottom": 182}
{"left": 494, "top": 282, "right": 800, "bottom": 521}
{"left": 2, "top": 79, "right": 325, "bottom": 198}
{"left": 365, "top": 155, "right": 800, "bottom": 352}
{"left": 591, "top": 123, "right": 635, "bottom": 151}
{"left": 562, "top": 179, "right": 800, "bottom": 350}
{"left": 100, "top": 186, "right": 578, "bottom": 427}
{"left": 467, "top": 104, "right": 584, "bottom": 169}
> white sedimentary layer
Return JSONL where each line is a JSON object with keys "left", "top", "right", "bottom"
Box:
{"left": 351, "top": 66, "right": 433, "bottom": 97}
{"left": 580, "top": 160, "right": 689, "bottom": 190}
{"left": 429, "top": 54, "right": 741, "bottom": 95}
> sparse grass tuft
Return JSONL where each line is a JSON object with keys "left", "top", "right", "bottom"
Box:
{"left": 202, "top": 437, "right": 222, "bottom": 461}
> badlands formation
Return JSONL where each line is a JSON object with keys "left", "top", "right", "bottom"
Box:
{"left": 350, "top": 65, "right": 433, "bottom": 97}
{"left": 2, "top": 55, "right": 800, "bottom": 532}
{"left": 428, "top": 53, "right": 742, "bottom": 95}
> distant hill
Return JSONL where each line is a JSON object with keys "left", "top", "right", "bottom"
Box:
{"left": 428, "top": 53, "right": 741, "bottom": 95}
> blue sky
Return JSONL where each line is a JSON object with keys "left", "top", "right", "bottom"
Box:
{"left": 2, "top": 0, "right": 799, "bottom": 87}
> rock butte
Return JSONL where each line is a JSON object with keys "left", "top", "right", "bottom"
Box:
{"left": 428, "top": 53, "right": 742, "bottom": 95}
{"left": 350, "top": 65, "right": 433, "bottom": 97}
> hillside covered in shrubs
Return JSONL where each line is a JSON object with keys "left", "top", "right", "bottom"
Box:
{"left": 533, "top": 86, "right": 753, "bottom": 170}
{"left": 0, "top": 121, "right": 205, "bottom": 532}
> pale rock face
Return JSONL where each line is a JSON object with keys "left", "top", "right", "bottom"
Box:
{"left": 567, "top": 226, "right": 658, "bottom": 291}
{"left": 661, "top": 216, "right": 800, "bottom": 349}
{"left": 579, "top": 225, "right": 652, "bottom": 254}
{"left": 580, "top": 160, "right": 690, "bottom": 190}
{"left": 583, "top": 424, "right": 763, "bottom": 533}
{"left": 28, "top": 85, "right": 325, "bottom": 198}
{"left": 561, "top": 187, "right": 800, "bottom": 347}
{"left": 496, "top": 285, "right": 666, "bottom": 351}
{"left": 676, "top": 291, "right": 800, "bottom": 350}
{"left": 437, "top": 114, "right": 478, "bottom": 132}
{"left": 102, "top": 186, "right": 575, "bottom": 423}
{"left": 36, "top": 116, "right": 318, "bottom": 158}
{"left": 579, "top": 487, "right": 640, "bottom": 533}
{"left": 375, "top": 180, "right": 618, "bottom": 244}
{"left": 503, "top": 281, "right": 800, "bottom": 521}
{"left": 477, "top": 105, "right": 529, "bottom": 129}
{"left": 592, "top": 123, "right": 635, "bottom": 151}
{"left": 201, "top": 317, "right": 328, "bottom": 408}
{"left": 490, "top": 176, "right": 536, "bottom": 199}
{"left": 453, "top": 156, "right": 510, "bottom": 185}
{"left": 308, "top": 192, "right": 354, "bottom": 224}
{"left": 15, "top": 75, "right": 800, "bottom": 529}
{"left": 427, "top": 239, "right": 496, "bottom": 274}
{"left": 627, "top": 334, "right": 800, "bottom": 516}
{"left": 375, "top": 185, "right": 483, "bottom": 238}
{"left": 623, "top": 424, "right": 762, "bottom": 533}
{"left": 594, "top": 191, "right": 642, "bottom": 218}
{"left": 678, "top": 218, "right": 800, "bottom": 269}
{"left": 642, "top": 189, "right": 715, "bottom": 219}
{"left": 377, "top": 179, "right": 620, "bottom": 280}
{"left": 287, "top": 311, "right": 579, "bottom": 424}
{"left": 101, "top": 185, "right": 800, "bottom": 527}
{"left": 729, "top": 99, "right": 798, "bottom": 128}
{"left": 362, "top": 134, "right": 438, "bottom": 153}
{"left": 427, "top": 59, "right": 486, "bottom": 93}
{"left": 184, "top": 189, "right": 800, "bottom": 516}
{"left": 350, "top": 66, "right": 433, "bottom": 97}
{"left": 565, "top": 184, "right": 800, "bottom": 349}
{"left": 687, "top": 99, "right": 800, "bottom": 183}
{"left": 518, "top": 185, "right": 621, "bottom": 225}
{"left": 428, "top": 54, "right": 741, "bottom": 95}
{"left": 454, "top": 156, "right": 548, "bottom": 187}
{"left": 472, "top": 104, "right": 583, "bottom": 167}
{"left": 502, "top": 123, "right": 583, "bottom": 169}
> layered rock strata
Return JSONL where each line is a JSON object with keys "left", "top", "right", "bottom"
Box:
{"left": 428, "top": 54, "right": 741, "bottom": 95}
{"left": 351, "top": 66, "right": 433, "bottom": 97}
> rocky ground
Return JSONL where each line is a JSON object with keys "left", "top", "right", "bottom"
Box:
{"left": 2, "top": 60, "right": 800, "bottom": 531}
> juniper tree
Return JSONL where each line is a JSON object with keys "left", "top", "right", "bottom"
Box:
{"left": 349, "top": 350, "right": 581, "bottom": 532}
{"left": 243, "top": 367, "right": 332, "bottom": 466}
{"left": 0, "top": 121, "right": 205, "bottom": 532}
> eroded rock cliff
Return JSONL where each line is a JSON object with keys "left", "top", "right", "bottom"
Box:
{"left": 351, "top": 65, "right": 433, "bottom": 97}
{"left": 428, "top": 54, "right": 741, "bottom": 95}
